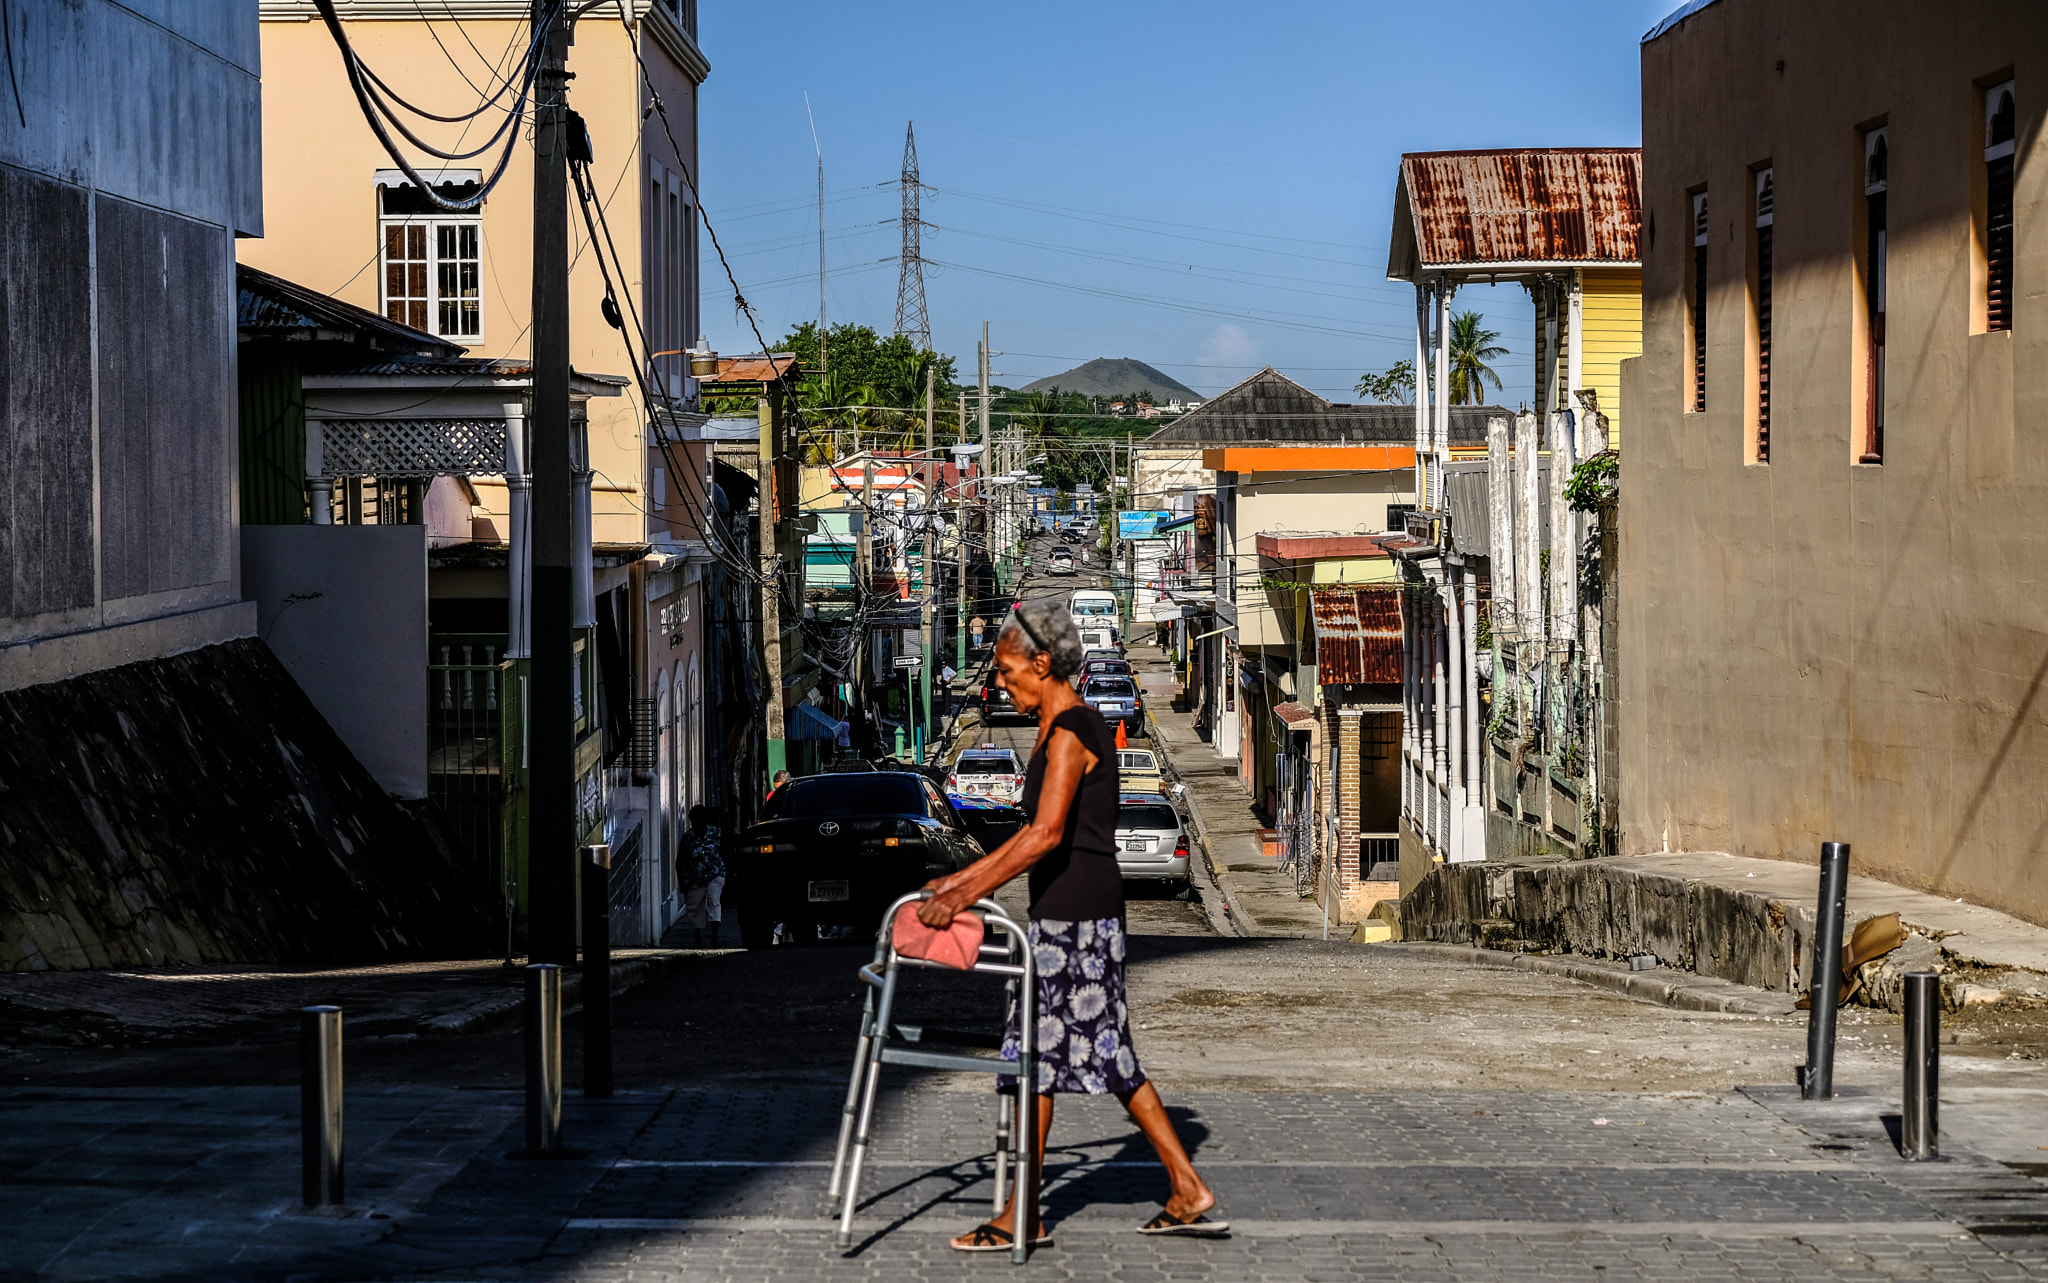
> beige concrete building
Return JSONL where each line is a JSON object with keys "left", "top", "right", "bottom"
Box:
{"left": 1622, "top": 0, "right": 2045, "bottom": 923}
{"left": 242, "top": 2, "right": 714, "bottom": 942}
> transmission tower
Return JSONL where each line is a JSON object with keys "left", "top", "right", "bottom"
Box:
{"left": 893, "top": 121, "right": 931, "bottom": 351}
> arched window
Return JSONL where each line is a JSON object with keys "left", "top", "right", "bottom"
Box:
{"left": 685, "top": 655, "right": 702, "bottom": 812}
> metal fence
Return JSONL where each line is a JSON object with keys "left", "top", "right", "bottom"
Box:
{"left": 428, "top": 640, "right": 508, "bottom": 899}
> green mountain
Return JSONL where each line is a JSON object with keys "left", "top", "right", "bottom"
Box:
{"left": 1017, "top": 357, "right": 1201, "bottom": 403}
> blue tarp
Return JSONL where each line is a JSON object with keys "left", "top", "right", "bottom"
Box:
{"left": 787, "top": 701, "right": 848, "bottom": 742}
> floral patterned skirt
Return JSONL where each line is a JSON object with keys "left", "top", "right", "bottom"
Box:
{"left": 1000, "top": 917, "right": 1148, "bottom": 1095}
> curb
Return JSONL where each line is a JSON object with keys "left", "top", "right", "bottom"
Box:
{"left": 417, "top": 950, "right": 704, "bottom": 1038}
{"left": 1141, "top": 701, "right": 1261, "bottom": 939}
{"left": 1379, "top": 941, "right": 1799, "bottom": 1017}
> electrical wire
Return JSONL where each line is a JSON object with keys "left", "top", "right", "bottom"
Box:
{"left": 311, "top": 0, "right": 544, "bottom": 211}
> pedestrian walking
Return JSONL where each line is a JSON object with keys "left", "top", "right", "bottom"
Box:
{"left": 766, "top": 768, "right": 790, "bottom": 802}
{"left": 679, "top": 804, "right": 726, "bottom": 948}
{"left": 918, "top": 599, "right": 1222, "bottom": 1252}
{"left": 970, "top": 615, "right": 988, "bottom": 650}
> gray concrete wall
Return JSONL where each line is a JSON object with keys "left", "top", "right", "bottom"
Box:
{"left": 243, "top": 526, "right": 429, "bottom": 799}
{"left": 0, "top": 0, "right": 261, "bottom": 684}
{"left": 1622, "top": 0, "right": 2048, "bottom": 926}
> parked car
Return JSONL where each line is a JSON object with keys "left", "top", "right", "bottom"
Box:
{"left": 1114, "top": 792, "right": 1189, "bottom": 889}
{"left": 1077, "top": 628, "right": 1121, "bottom": 654}
{"left": 1050, "top": 548, "right": 1076, "bottom": 575}
{"left": 730, "top": 772, "right": 983, "bottom": 947}
{"left": 1082, "top": 675, "right": 1142, "bottom": 726}
{"left": 1117, "top": 748, "right": 1165, "bottom": 793}
{"left": 947, "top": 793, "right": 1029, "bottom": 852}
{"left": 946, "top": 744, "right": 1025, "bottom": 802}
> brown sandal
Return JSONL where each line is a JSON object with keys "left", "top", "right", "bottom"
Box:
{"left": 1139, "top": 1209, "right": 1230, "bottom": 1237}
{"left": 950, "top": 1222, "right": 1054, "bottom": 1252}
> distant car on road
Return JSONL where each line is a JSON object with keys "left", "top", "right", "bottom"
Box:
{"left": 1114, "top": 792, "right": 1189, "bottom": 889}
{"left": 1117, "top": 748, "right": 1165, "bottom": 793}
{"left": 731, "top": 772, "right": 984, "bottom": 948}
{"left": 1082, "top": 675, "right": 1142, "bottom": 727}
{"left": 947, "top": 793, "right": 1029, "bottom": 852}
{"left": 946, "top": 744, "right": 1025, "bottom": 802}
{"left": 1050, "top": 548, "right": 1076, "bottom": 575}
{"left": 980, "top": 672, "right": 1021, "bottom": 723}
{"left": 1084, "top": 657, "right": 1134, "bottom": 679}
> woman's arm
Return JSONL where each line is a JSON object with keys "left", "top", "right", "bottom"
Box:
{"left": 917, "top": 728, "right": 1096, "bottom": 926}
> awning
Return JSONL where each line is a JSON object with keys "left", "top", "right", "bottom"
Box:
{"left": 1272, "top": 701, "right": 1317, "bottom": 727}
{"left": 787, "top": 701, "right": 848, "bottom": 742}
{"left": 1311, "top": 587, "right": 1403, "bottom": 685}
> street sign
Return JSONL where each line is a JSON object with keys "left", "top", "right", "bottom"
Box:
{"left": 893, "top": 655, "right": 923, "bottom": 669}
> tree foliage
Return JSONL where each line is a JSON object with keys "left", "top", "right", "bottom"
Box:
{"left": 1355, "top": 359, "right": 1416, "bottom": 404}
{"left": 1445, "top": 310, "right": 1506, "bottom": 406}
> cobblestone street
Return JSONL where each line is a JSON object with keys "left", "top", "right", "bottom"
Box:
{"left": 9, "top": 930, "right": 2048, "bottom": 1281}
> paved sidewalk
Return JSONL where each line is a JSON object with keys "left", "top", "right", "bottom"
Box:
{"left": 8, "top": 1081, "right": 2047, "bottom": 1281}
{"left": 0, "top": 951, "right": 701, "bottom": 1049}
{"left": 1128, "top": 639, "right": 1329, "bottom": 938}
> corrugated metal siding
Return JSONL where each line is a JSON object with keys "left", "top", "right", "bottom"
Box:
{"left": 238, "top": 351, "right": 307, "bottom": 525}
{"left": 1312, "top": 586, "right": 1403, "bottom": 685}
{"left": 1403, "top": 149, "right": 1642, "bottom": 267}
{"left": 1442, "top": 460, "right": 1550, "bottom": 558}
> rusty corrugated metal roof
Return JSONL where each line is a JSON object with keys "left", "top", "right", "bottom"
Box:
{"left": 702, "top": 353, "right": 801, "bottom": 384}
{"left": 1312, "top": 587, "right": 1403, "bottom": 685}
{"left": 1391, "top": 148, "right": 1641, "bottom": 276}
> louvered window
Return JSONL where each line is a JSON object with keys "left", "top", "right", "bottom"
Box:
{"left": 1691, "top": 191, "right": 1709, "bottom": 412}
{"left": 1862, "top": 129, "right": 1888, "bottom": 464}
{"left": 1986, "top": 82, "right": 2015, "bottom": 332}
{"left": 1755, "top": 168, "right": 1773, "bottom": 463}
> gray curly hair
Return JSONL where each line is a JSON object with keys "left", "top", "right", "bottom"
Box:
{"left": 999, "top": 599, "right": 1085, "bottom": 680}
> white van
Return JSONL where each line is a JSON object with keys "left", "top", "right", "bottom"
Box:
{"left": 1068, "top": 589, "right": 1117, "bottom": 623}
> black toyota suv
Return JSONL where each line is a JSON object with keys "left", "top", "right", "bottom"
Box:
{"left": 729, "top": 772, "right": 984, "bottom": 947}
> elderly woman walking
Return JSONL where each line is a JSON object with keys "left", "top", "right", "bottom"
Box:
{"left": 917, "top": 599, "right": 1223, "bottom": 1252}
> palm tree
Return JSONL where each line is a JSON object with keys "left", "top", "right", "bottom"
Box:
{"left": 1444, "top": 310, "right": 1507, "bottom": 405}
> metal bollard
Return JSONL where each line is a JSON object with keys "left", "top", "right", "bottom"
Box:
{"left": 581, "top": 844, "right": 613, "bottom": 1099}
{"left": 1802, "top": 841, "right": 1851, "bottom": 1101}
{"left": 1901, "top": 970, "right": 1940, "bottom": 1160}
{"left": 525, "top": 964, "right": 563, "bottom": 1154}
{"left": 300, "top": 1005, "right": 344, "bottom": 1207}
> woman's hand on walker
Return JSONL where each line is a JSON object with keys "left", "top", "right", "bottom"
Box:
{"left": 917, "top": 878, "right": 975, "bottom": 928}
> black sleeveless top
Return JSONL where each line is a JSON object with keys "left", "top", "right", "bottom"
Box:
{"left": 1021, "top": 705, "right": 1123, "bottom": 921}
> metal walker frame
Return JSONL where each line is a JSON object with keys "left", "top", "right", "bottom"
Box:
{"left": 827, "top": 891, "right": 1038, "bottom": 1263}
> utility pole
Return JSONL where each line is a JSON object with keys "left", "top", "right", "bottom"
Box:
{"left": 978, "top": 325, "right": 994, "bottom": 593}
{"left": 858, "top": 452, "right": 874, "bottom": 754}
{"left": 758, "top": 381, "right": 788, "bottom": 782}
{"left": 1124, "top": 430, "right": 1136, "bottom": 638}
{"left": 956, "top": 391, "right": 968, "bottom": 672}
{"left": 918, "top": 364, "right": 935, "bottom": 763}
{"left": 525, "top": 0, "right": 575, "bottom": 966}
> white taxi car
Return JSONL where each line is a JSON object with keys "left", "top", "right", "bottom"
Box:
{"left": 946, "top": 745, "right": 1025, "bottom": 802}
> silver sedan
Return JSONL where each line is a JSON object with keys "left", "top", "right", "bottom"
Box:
{"left": 1114, "top": 793, "right": 1189, "bottom": 887}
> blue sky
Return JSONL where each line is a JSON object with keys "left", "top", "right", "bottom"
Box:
{"left": 694, "top": 0, "right": 1676, "bottom": 406}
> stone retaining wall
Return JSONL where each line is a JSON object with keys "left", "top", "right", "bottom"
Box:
{"left": 0, "top": 640, "right": 498, "bottom": 970}
{"left": 1399, "top": 858, "right": 2037, "bottom": 1013}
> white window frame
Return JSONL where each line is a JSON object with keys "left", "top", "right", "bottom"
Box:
{"left": 376, "top": 169, "right": 486, "bottom": 342}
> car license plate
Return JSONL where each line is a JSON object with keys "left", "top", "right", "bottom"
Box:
{"left": 1124, "top": 839, "right": 1149, "bottom": 853}
{"left": 807, "top": 880, "right": 850, "bottom": 903}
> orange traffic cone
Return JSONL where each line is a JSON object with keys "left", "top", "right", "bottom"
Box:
{"left": 1115, "top": 720, "right": 1128, "bottom": 750}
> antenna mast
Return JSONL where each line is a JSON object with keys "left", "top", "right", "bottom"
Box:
{"left": 805, "top": 92, "right": 826, "bottom": 378}
{"left": 894, "top": 121, "right": 931, "bottom": 351}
